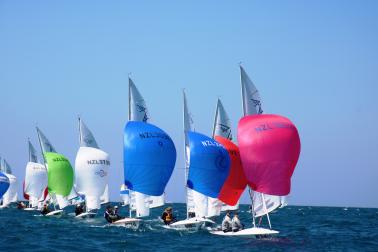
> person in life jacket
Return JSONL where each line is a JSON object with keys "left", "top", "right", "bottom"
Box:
{"left": 222, "top": 211, "right": 232, "bottom": 232}
{"left": 231, "top": 212, "right": 244, "bottom": 232}
{"left": 40, "top": 203, "right": 51, "bottom": 215}
{"left": 113, "top": 205, "right": 123, "bottom": 221}
{"left": 161, "top": 207, "right": 176, "bottom": 225}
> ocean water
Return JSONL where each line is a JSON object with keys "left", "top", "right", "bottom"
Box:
{"left": 0, "top": 203, "right": 377, "bottom": 252}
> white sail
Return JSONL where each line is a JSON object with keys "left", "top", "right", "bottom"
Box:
{"left": 134, "top": 191, "right": 150, "bottom": 217}
{"left": 101, "top": 184, "right": 109, "bottom": 204}
{"left": 36, "top": 127, "right": 56, "bottom": 153}
{"left": 75, "top": 146, "right": 110, "bottom": 211}
{"left": 149, "top": 194, "right": 165, "bottom": 209}
{"left": 120, "top": 184, "right": 130, "bottom": 206}
{"left": 183, "top": 90, "right": 196, "bottom": 216}
{"left": 24, "top": 161, "right": 47, "bottom": 208}
{"left": 28, "top": 140, "right": 39, "bottom": 163}
{"left": 79, "top": 118, "right": 99, "bottom": 148}
{"left": 192, "top": 190, "right": 208, "bottom": 218}
{"left": 129, "top": 78, "right": 149, "bottom": 122}
{"left": 253, "top": 192, "right": 282, "bottom": 218}
{"left": 207, "top": 197, "right": 221, "bottom": 218}
{"left": 212, "top": 98, "right": 232, "bottom": 140}
{"left": 221, "top": 202, "right": 239, "bottom": 211}
{"left": 240, "top": 65, "right": 263, "bottom": 116}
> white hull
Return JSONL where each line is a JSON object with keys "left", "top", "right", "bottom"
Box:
{"left": 112, "top": 218, "right": 141, "bottom": 228}
{"left": 75, "top": 212, "right": 96, "bottom": 219}
{"left": 45, "top": 210, "right": 63, "bottom": 216}
{"left": 210, "top": 227, "right": 279, "bottom": 237}
{"left": 24, "top": 207, "right": 38, "bottom": 211}
{"left": 168, "top": 217, "right": 215, "bottom": 231}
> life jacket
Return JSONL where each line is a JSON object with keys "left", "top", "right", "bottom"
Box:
{"left": 165, "top": 212, "right": 172, "bottom": 222}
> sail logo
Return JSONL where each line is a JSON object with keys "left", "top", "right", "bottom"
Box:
{"left": 52, "top": 157, "right": 68, "bottom": 162}
{"left": 217, "top": 123, "right": 232, "bottom": 140}
{"left": 95, "top": 169, "right": 107, "bottom": 177}
{"left": 87, "top": 160, "right": 110, "bottom": 165}
{"left": 251, "top": 98, "right": 263, "bottom": 114}
{"left": 83, "top": 137, "right": 95, "bottom": 145}
{"left": 255, "top": 122, "right": 292, "bottom": 132}
{"left": 139, "top": 132, "right": 169, "bottom": 140}
{"left": 201, "top": 140, "right": 223, "bottom": 148}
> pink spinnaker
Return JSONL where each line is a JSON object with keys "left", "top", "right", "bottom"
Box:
{"left": 237, "top": 114, "right": 301, "bottom": 196}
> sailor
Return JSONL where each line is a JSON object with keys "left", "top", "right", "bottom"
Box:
{"left": 161, "top": 207, "right": 176, "bottom": 225}
{"left": 113, "top": 206, "right": 123, "bottom": 221}
{"left": 75, "top": 203, "right": 84, "bottom": 216}
{"left": 17, "top": 201, "right": 26, "bottom": 209}
{"left": 41, "top": 203, "right": 51, "bottom": 215}
{"left": 221, "top": 211, "right": 232, "bottom": 232}
{"left": 231, "top": 212, "right": 244, "bottom": 232}
{"left": 104, "top": 205, "right": 118, "bottom": 223}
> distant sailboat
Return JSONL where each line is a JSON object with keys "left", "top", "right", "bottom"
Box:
{"left": 74, "top": 118, "right": 110, "bottom": 218}
{"left": 115, "top": 78, "right": 177, "bottom": 227}
{"left": 169, "top": 91, "right": 230, "bottom": 230}
{"left": 0, "top": 158, "right": 18, "bottom": 208}
{"left": 0, "top": 171, "right": 10, "bottom": 204}
{"left": 37, "top": 127, "right": 74, "bottom": 216}
{"left": 213, "top": 98, "right": 247, "bottom": 212}
{"left": 24, "top": 140, "right": 48, "bottom": 210}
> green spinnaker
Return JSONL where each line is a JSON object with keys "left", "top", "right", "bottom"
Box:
{"left": 44, "top": 152, "right": 74, "bottom": 197}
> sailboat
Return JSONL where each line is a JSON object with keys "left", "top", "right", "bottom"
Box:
{"left": 74, "top": 118, "right": 110, "bottom": 218}
{"left": 212, "top": 98, "right": 248, "bottom": 212}
{"left": 211, "top": 65, "right": 301, "bottom": 237}
{"left": 0, "top": 171, "right": 10, "bottom": 204}
{"left": 169, "top": 91, "right": 231, "bottom": 230}
{"left": 37, "top": 127, "right": 75, "bottom": 216}
{"left": 24, "top": 140, "right": 48, "bottom": 211}
{"left": 114, "top": 77, "right": 177, "bottom": 227}
{"left": 0, "top": 158, "right": 18, "bottom": 208}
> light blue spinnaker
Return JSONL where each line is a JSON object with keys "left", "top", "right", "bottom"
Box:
{"left": 123, "top": 121, "right": 176, "bottom": 196}
{"left": 187, "top": 131, "right": 230, "bottom": 198}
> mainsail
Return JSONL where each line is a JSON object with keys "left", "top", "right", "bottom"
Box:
{"left": 123, "top": 121, "right": 176, "bottom": 217}
{"left": 37, "top": 127, "right": 74, "bottom": 209}
{"left": 0, "top": 158, "right": 18, "bottom": 206}
{"left": 75, "top": 118, "right": 110, "bottom": 211}
{"left": 24, "top": 140, "right": 48, "bottom": 208}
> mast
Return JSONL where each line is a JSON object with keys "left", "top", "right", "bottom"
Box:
{"left": 183, "top": 90, "right": 189, "bottom": 218}
{"left": 128, "top": 77, "right": 131, "bottom": 121}
{"left": 240, "top": 65, "right": 247, "bottom": 117}
{"left": 78, "top": 117, "right": 82, "bottom": 146}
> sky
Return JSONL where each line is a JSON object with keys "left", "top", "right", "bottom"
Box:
{"left": 0, "top": 1, "right": 377, "bottom": 208}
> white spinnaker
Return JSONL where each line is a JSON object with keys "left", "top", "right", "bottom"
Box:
{"left": 24, "top": 162, "right": 47, "bottom": 207}
{"left": 240, "top": 65, "right": 285, "bottom": 216}
{"left": 2, "top": 174, "right": 17, "bottom": 205}
{"left": 75, "top": 147, "right": 109, "bottom": 211}
{"left": 101, "top": 184, "right": 109, "bottom": 204}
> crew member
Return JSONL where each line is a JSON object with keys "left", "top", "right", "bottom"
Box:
{"left": 231, "top": 212, "right": 244, "bottom": 232}
{"left": 104, "top": 205, "right": 118, "bottom": 223}
{"left": 161, "top": 207, "right": 176, "bottom": 225}
{"left": 222, "top": 211, "right": 232, "bottom": 232}
{"left": 41, "top": 203, "right": 51, "bottom": 215}
{"left": 75, "top": 203, "right": 84, "bottom": 216}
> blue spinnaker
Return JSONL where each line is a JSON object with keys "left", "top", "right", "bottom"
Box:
{"left": 124, "top": 121, "right": 176, "bottom": 196}
{"left": 187, "top": 131, "right": 231, "bottom": 198}
{"left": 0, "top": 172, "right": 10, "bottom": 199}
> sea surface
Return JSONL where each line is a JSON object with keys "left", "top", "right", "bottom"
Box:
{"left": 0, "top": 203, "right": 377, "bottom": 252}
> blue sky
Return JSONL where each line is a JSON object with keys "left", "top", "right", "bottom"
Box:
{"left": 1, "top": 1, "right": 377, "bottom": 208}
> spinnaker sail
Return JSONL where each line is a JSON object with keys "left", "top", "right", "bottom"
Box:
{"left": 37, "top": 127, "right": 74, "bottom": 209}
{"left": 0, "top": 158, "right": 18, "bottom": 206}
{"left": 24, "top": 140, "right": 48, "bottom": 208}
{"left": 75, "top": 118, "right": 110, "bottom": 212}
